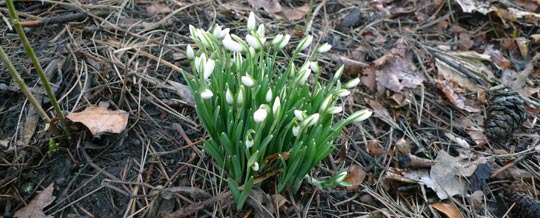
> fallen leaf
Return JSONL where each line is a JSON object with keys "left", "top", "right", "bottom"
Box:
{"left": 437, "top": 80, "right": 481, "bottom": 112}
{"left": 365, "top": 98, "right": 400, "bottom": 129}
{"left": 484, "top": 45, "right": 512, "bottom": 69}
{"left": 432, "top": 202, "right": 462, "bottom": 218}
{"left": 14, "top": 184, "right": 55, "bottom": 218}
{"left": 344, "top": 164, "right": 367, "bottom": 190}
{"left": 248, "top": 0, "right": 282, "bottom": 14}
{"left": 367, "top": 139, "right": 385, "bottom": 156}
{"left": 454, "top": 0, "right": 493, "bottom": 14}
{"left": 271, "top": 194, "right": 289, "bottom": 209}
{"left": 67, "top": 105, "right": 129, "bottom": 136}
{"left": 282, "top": 4, "right": 309, "bottom": 21}
{"left": 147, "top": 2, "right": 171, "bottom": 15}
{"left": 428, "top": 151, "right": 468, "bottom": 199}
{"left": 375, "top": 53, "right": 424, "bottom": 93}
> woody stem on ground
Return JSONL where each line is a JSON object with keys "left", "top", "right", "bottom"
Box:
{"left": 5, "top": 0, "right": 71, "bottom": 138}
{"left": 0, "top": 47, "right": 50, "bottom": 123}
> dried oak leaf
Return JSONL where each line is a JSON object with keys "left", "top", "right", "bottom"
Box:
{"left": 14, "top": 184, "right": 55, "bottom": 218}
{"left": 67, "top": 105, "right": 129, "bottom": 136}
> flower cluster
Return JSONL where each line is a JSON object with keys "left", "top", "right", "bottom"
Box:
{"left": 183, "top": 12, "right": 371, "bottom": 209}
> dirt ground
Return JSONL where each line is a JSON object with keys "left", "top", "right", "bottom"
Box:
{"left": 2, "top": 0, "right": 540, "bottom": 217}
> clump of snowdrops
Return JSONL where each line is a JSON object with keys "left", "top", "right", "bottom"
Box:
{"left": 183, "top": 12, "right": 372, "bottom": 209}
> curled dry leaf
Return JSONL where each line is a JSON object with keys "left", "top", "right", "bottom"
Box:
{"left": 343, "top": 164, "right": 367, "bottom": 190}
{"left": 14, "top": 184, "right": 55, "bottom": 218}
{"left": 67, "top": 105, "right": 129, "bottom": 136}
{"left": 432, "top": 201, "right": 462, "bottom": 218}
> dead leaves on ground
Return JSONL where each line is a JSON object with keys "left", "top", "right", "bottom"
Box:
{"left": 247, "top": 0, "right": 309, "bottom": 21}
{"left": 14, "top": 184, "right": 55, "bottom": 218}
{"left": 66, "top": 104, "right": 129, "bottom": 136}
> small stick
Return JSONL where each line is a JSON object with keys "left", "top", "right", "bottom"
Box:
{"left": 19, "top": 12, "right": 108, "bottom": 27}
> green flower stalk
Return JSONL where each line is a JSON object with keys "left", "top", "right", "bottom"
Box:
{"left": 183, "top": 11, "right": 372, "bottom": 209}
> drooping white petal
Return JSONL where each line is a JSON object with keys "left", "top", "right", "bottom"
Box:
{"left": 186, "top": 45, "right": 194, "bottom": 60}
{"left": 272, "top": 97, "right": 281, "bottom": 115}
{"left": 336, "top": 89, "right": 351, "bottom": 97}
{"left": 328, "top": 106, "right": 343, "bottom": 114}
{"left": 317, "top": 43, "right": 332, "bottom": 53}
{"left": 292, "top": 123, "right": 300, "bottom": 136}
{"left": 301, "top": 113, "right": 320, "bottom": 127}
{"left": 241, "top": 75, "right": 255, "bottom": 87}
{"left": 200, "top": 89, "right": 213, "bottom": 99}
{"left": 251, "top": 162, "right": 259, "bottom": 171}
{"left": 203, "top": 59, "right": 215, "bottom": 79}
{"left": 254, "top": 108, "right": 268, "bottom": 123}
{"left": 272, "top": 34, "right": 284, "bottom": 45}
{"left": 298, "top": 35, "right": 313, "bottom": 51}
{"left": 265, "top": 89, "right": 273, "bottom": 103}
{"left": 345, "top": 78, "right": 360, "bottom": 88}
{"left": 319, "top": 95, "right": 332, "bottom": 112}
{"left": 294, "top": 110, "right": 306, "bottom": 121}
{"left": 278, "top": 34, "right": 290, "bottom": 50}
{"left": 222, "top": 37, "right": 244, "bottom": 53}
{"left": 349, "top": 109, "right": 373, "bottom": 122}
{"left": 226, "top": 89, "right": 234, "bottom": 105}
{"left": 309, "top": 61, "right": 319, "bottom": 74}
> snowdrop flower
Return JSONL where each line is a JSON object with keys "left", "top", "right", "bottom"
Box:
{"left": 241, "top": 75, "right": 255, "bottom": 87}
{"left": 222, "top": 35, "right": 244, "bottom": 53}
{"left": 297, "top": 68, "right": 311, "bottom": 85}
{"left": 247, "top": 11, "right": 256, "bottom": 31}
{"left": 254, "top": 105, "right": 269, "bottom": 123}
{"left": 196, "top": 31, "right": 210, "bottom": 48}
{"left": 213, "top": 25, "right": 223, "bottom": 38}
{"left": 278, "top": 34, "right": 290, "bottom": 50}
{"left": 252, "top": 162, "right": 259, "bottom": 171}
{"left": 317, "top": 43, "right": 332, "bottom": 53}
{"left": 265, "top": 89, "right": 273, "bottom": 103}
{"left": 301, "top": 113, "right": 320, "bottom": 127}
{"left": 257, "top": 24, "right": 265, "bottom": 37}
{"left": 203, "top": 59, "right": 215, "bottom": 80}
{"left": 345, "top": 78, "right": 360, "bottom": 88}
{"left": 336, "top": 89, "right": 351, "bottom": 97}
{"left": 272, "top": 96, "right": 281, "bottom": 115}
{"left": 186, "top": 45, "right": 194, "bottom": 60}
{"left": 294, "top": 110, "right": 306, "bottom": 121}
{"left": 237, "top": 86, "right": 245, "bottom": 107}
{"left": 246, "top": 34, "right": 260, "bottom": 49}
{"left": 292, "top": 122, "right": 300, "bottom": 136}
{"left": 195, "top": 53, "right": 207, "bottom": 74}
{"left": 298, "top": 35, "right": 313, "bottom": 51}
{"left": 320, "top": 95, "right": 333, "bottom": 112}
{"left": 333, "top": 66, "right": 344, "bottom": 80}
{"left": 245, "top": 130, "right": 255, "bottom": 148}
{"left": 327, "top": 106, "right": 343, "bottom": 114}
{"left": 309, "top": 61, "right": 320, "bottom": 74}
{"left": 272, "top": 34, "right": 284, "bottom": 45}
{"left": 200, "top": 88, "right": 213, "bottom": 99}
{"left": 226, "top": 88, "right": 234, "bottom": 105}
{"left": 349, "top": 109, "right": 372, "bottom": 123}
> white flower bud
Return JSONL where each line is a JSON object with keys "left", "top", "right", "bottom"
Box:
{"left": 254, "top": 106, "right": 268, "bottom": 123}
{"left": 292, "top": 122, "right": 300, "bottom": 136}
{"left": 272, "top": 34, "right": 284, "bottom": 45}
{"left": 298, "top": 35, "right": 313, "bottom": 51}
{"left": 349, "top": 109, "right": 372, "bottom": 123}
{"left": 272, "top": 96, "right": 281, "bottom": 115}
{"left": 309, "top": 61, "right": 319, "bottom": 74}
{"left": 279, "top": 34, "right": 290, "bottom": 50}
{"left": 301, "top": 113, "right": 320, "bottom": 127}
{"left": 333, "top": 65, "right": 345, "bottom": 80}
{"left": 213, "top": 25, "right": 222, "bottom": 38}
{"left": 249, "top": 47, "right": 256, "bottom": 57}
{"left": 195, "top": 53, "right": 206, "bottom": 75}
{"left": 317, "top": 43, "right": 332, "bottom": 53}
{"left": 297, "top": 68, "right": 311, "bottom": 85}
{"left": 241, "top": 75, "right": 255, "bottom": 87}
{"left": 345, "top": 78, "right": 360, "bottom": 88}
{"left": 247, "top": 11, "right": 256, "bottom": 31}
{"left": 320, "top": 96, "right": 332, "bottom": 112}
{"left": 186, "top": 45, "right": 194, "bottom": 60}
{"left": 252, "top": 162, "right": 259, "bottom": 171}
{"left": 294, "top": 110, "right": 306, "bottom": 121}
{"left": 222, "top": 36, "right": 244, "bottom": 53}
{"left": 196, "top": 31, "right": 210, "bottom": 48}
{"left": 237, "top": 87, "right": 245, "bottom": 107}
{"left": 257, "top": 24, "right": 265, "bottom": 37}
{"left": 203, "top": 59, "right": 215, "bottom": 80}
{"left": 336, "top": 89, "right": 351, "bottom": 97}
{"left": 246, "top": 34, "right": 261, "bottom": 49}
{"left": 226, "top": 88, "right": 234, "bottom": 105}
{"left": 245, "top": 133, "right": 254, "bottom": 148}
{"left": 200, "top": 88, "right": 213, "bottom": 99}
{"left": 327, "top": 106, "right": 343, "bottom": 114}
{"left": 265, "top": 89, "right": 273, "bottom": 103}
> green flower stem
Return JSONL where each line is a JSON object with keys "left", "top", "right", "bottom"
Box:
{"left": 0, "top": 46, "right": 50, "bottom": 123}
{"left": 6, "top": 0, "right": 71, "bottom": 138}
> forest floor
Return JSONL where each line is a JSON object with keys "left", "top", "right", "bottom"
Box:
{"left": 2, "top": 0, "right": 540, "bottom": 217}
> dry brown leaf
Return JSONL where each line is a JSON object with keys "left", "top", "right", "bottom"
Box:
{"left": 14, "top": 184, "right": 55, "bottom": 218}
{"left": 67, "top": 105, "right": 129, "bottom": 136}
{"left": 147, "top": 2, "right": 171, "bottom": 15}
{"left": 454, "top": 0, "right": 493, "bottom": 14}
{"left": 437, "top": 80, "right": 481, "bottom": 112}
{"left": 375, "top": 54, "right": 424, "bottom": 93}
{"left": 271, "top": 194, "right": 289, "bottom": 209}
{"left": 484, "top": 45, "right": 512, "bottom": 69}
{"left": 365, "top": 99, "right": 400, "bottom": 129}
{"left": 367, "top": 139, "right": 385, "bottom": 156}
{"left": 432, "top": 202, "right": 462, "bottom": 218}
{"left": 343, "top": 164, "right": 367, "bottom": 190}
{"left": 248, "top": 0, "right": 282, "bottom": 14}
{"left": 282, "top": 4, "right": 309, "bottom": 21}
